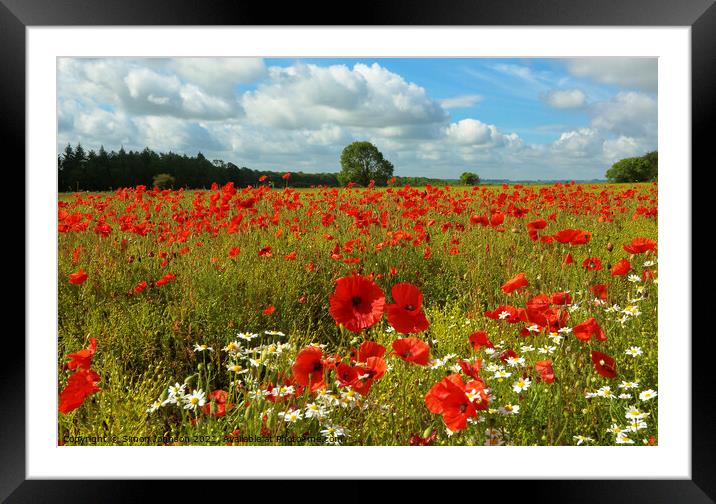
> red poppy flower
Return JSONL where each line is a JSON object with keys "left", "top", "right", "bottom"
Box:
{"left": 490, "top": 212, "right": 505, "bottom": 227}
{"left": 284, "top": 251, "right": 297, "bottom": 261}
{"left": 468, "top": 331, "right": 494, "bottom": 350}
{"left": 581, "top": 257, "right": 603, "bottom": 271}
{"left": 459, "top": 358, "right": 481, "bottom": 380}
{"left": 501, "top": 272, "right": 529, "bottom": 294}
{"left": 94, "top": 220, "right": 112, "bottom": 238}
{"left": 335, "top": 362, "right": 360, "bottom": 388}
{"left": 535, "top": 360, "right": 555, "bottom": 384}
{"left": 623, "top": 237, "right": 657, "bottom": 254}
{"left": 553, "top": 228, "right": 591, "bottom": 245}
{"left": 591, "top": 284, "right": 608, "bottom": 300}
{"left": 424, "top": 375, "right": 474, "bottom": 430}
{"left": 259, "top": 175, "right": 268, "bottom": 182}
{"left": 263, "top": 305, "right": 276, "bottom": 315}
{"left": 425, "top": 374, "right": 488, "bottom": 431}
{"left": 353, "top": 356, "right": 387, "bottom": 396}
{"left": 352, "top": 340, "right": 386, "bottom": 362}
{"left": 258, "top": 246, "right": 273, "bottom": 257}
{"left": 228, "top": 246, "right": 241, "bottom": 258}
{"left": 485, "top": 305, "right": 520, "bottom": 323}
{"left": 573, "top": 317, "right": 607, "bottom": 342}
{"left": 611, "top": 258, "right": 631, "bottom": 276}
{"left": 570, "top": 230, "right": 592, "bottom": 245}
{"left": 329, "top": 275, "right": 385, "bottom": 333}
{"left": 553, "top": 228, "right": 581, "bottom": 244}
{"left": 282, "top": 172, "right": 291, "bottom": 180}
{"left": 68, "top": 268, "right": 88, "bottom": 285}
{"left": 66, "top": 338, "right": 97, "bottom": 371}
{"left": 133, "top": 280, "right": 148, "bottom": 295}
{"left": 291, "top": 346, "right": 326, "bottom": 392}
{"left": 526, "top": 293, "right": 550, "bottom": 311}
{"left": 591, "top": 350, "right": 617, "bottom": 379}
{"left": 59, "top": 368, "right": 101, "bottom": 414}
{"left": 155, "top": 272, "right": 176, "bottom": 287}
{"left": 391, "top": 337, "right": 430, "bottom": 365}
{"left": 551, "top": 291, "right": 572, "bottom": 305}
{"left": 527, "top": 218, "right": 548, "bottom": 231}
{"left": 72, "top": 246, "right": 82, "bottom": 264}
{"left": 201, "top": 390, "right": 234, "bottom": 417}
{"left": 499, "top": 348, "right": 519, "bottom": 362}
{"left": 562, "top": 253, "right": 574, "bottom": 266}
{"left": 386, "top": 283, "right": 430, "bottom": 334}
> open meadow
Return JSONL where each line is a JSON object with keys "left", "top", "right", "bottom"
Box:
{"left": 58, "top": 181, "right": 658, "bottom": 446}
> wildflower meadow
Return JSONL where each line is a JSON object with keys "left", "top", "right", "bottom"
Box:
{"left": 58, "top": 180, "right": 658, "bottom": 446}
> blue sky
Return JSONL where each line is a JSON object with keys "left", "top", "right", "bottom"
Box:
{"left": 57, "top": 57, "right": 657, "bottom": 180}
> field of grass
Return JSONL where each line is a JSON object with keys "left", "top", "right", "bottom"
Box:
{"left": 58, "top": 181, "right": 657, "bottom": 446}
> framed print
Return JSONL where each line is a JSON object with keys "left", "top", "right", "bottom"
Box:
{"left": 7, "top": 0, "right": 706, "bottom": 500}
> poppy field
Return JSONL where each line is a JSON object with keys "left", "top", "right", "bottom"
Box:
{"left": 58, "top": 180, "right": 658, "bottom": 446}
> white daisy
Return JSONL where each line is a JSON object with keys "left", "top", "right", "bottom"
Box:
{"left": 226, "top": 362, "right": 248, "bottom": 374}
{"left": 625, "top": 405, "right": 650, "bottom": 420}
{"left": 512, "top": 377, "right": 531, "bottom": 393}
{"left": 616, "top": 432, "right": 635, "bottom": 444}
{"left": 498, "top": 403, "right": 520, "bottom": 415}
{"left": 573, "top": 435, "right": 593, "bottom": 445}
{"left": 278, "top": 408, "right": 302, "bottom": 423}
{"left": 182, "top": 389, "right": 206, "bottom": 411}
{"left": 223, "top": 341, "right": 243, "bottom": 354}
{"left": 625, "top": 346, "right": 643, "bottom": 357}
{"left": 639, "top": 389, "right": 658, "bottom": 401}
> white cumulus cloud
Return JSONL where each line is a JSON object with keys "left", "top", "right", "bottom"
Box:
{"left": 543, "top": 89, "right": 586, "bottom": 109}
{"left": 241, "top": 62, "right": 448, "bottom": 130}
{"left": 567, "top": 58, "right": 657, "bottom": 93}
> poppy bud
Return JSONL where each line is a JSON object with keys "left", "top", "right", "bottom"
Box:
{"left": 606, "top": 242, "right": 614, "bottom": 252}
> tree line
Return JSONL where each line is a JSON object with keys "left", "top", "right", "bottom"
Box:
{"left": 58, "top": 144, "right": 342, "bottom": 191}
{"left": 58, "top": 143, "right": 463, "bottom": 191}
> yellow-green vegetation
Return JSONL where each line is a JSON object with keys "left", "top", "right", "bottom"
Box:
{"left": 58, "top": 182, "right": 657, "bottom": 446}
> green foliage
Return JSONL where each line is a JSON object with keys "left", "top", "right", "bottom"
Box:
{"left": 605, "top": 151, "right": 658, "bottom": 183}
{"left": 459, "top": 171, "right": 481, "bottom": 186}
{"left": 152, "top": 173, "right": 176, "bottom": 189}
{"left": 338, "top": 141, "right": 394, "bottom": 186}
{"left": 58, "top": 144, "right": 341, "bottom": 191}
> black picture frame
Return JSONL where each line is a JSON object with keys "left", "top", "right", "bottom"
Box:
{"left": 6, "top": 0, "right": 704, "bottom": 501}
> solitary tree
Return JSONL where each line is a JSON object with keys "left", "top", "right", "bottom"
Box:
{"left": 152, "top": 173, "right": 176, "bottom": 189}
{"left": 460, "top": 171, "right": 481, "bottom": 186}
{"left": 338, "top": 141, "right": 394, "bottom": 187}
{"left": 605, "top": 151, "right": 657, "bottom": 183}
